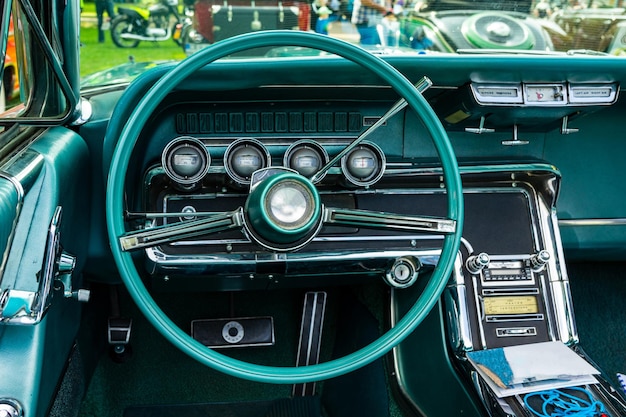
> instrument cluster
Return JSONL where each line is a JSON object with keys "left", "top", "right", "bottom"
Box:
{"left": 161, "top": 136, "right": 386, "bottom": 189}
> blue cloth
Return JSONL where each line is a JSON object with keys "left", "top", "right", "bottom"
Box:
{"left": 356, "top": 24, "right": 380, "bottom": 45}
{"left": 315, "top": 17, "right": 330, "bottom": 35}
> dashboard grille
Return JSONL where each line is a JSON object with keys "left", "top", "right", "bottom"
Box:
{"left": 174, "top": 111, "right": 364, "bottom": 135}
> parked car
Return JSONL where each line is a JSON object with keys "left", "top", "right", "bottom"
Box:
{"left": 2, "top": 0, "right": 626, "bottom": 416}
{"left": 396, "top": 0, "right": 558, "bottom": 51}
{"left": 550, "top": 0, "right": 626, "bottom": 53}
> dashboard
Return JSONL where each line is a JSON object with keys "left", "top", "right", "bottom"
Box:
{"left": 115, "top": 84, "right": 568, "bottom": 292}
{"left": 92, "top": 53, "right": 626, "bottom": 294}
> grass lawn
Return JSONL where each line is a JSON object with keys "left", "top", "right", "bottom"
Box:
{"left": 79, "top": 3, "right": 186, "bottom": 77}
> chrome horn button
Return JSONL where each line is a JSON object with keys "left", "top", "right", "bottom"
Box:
{"left": 244, "top": 169, "right": 322, "bottom": 251}
{"left": 266, "top": 179, "right": 315, "bottom": 229}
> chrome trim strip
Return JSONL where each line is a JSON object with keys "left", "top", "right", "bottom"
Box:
{"left": 550, "top": 212, "right": 579, "bottom": 345}
{"left": 558, "top": 218, "right": 626, "bottom": 226}
{"left": 1, "top": 207, "right": 62, "bottom": 324}
{"left": 536, "top": 186, "right": 578, "bottom": 345}
{"left": 472, "top": 274, "right": 487, "bottom": 349}
{"left": 448, "top": 255, "right": 473, "bottom": 352}
{"left": 170, "top": 233, "right": 445, "bottom": 246}
{"left": 119, "top": 209, "right": 244, "bottom": 251}
{"left": 386, "top": 162, "right": 561, "bottom": 178}
{"left": 324, "top": 207, "right": 456, "bottom": 234}
{"left": 0, "top": 149, "right": 46, "bottom": 200}
{"left": 145, "top": 247, "right": 443, "bottom": 275}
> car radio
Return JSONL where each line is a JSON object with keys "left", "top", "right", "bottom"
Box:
{"left": 464, "top": 251, "right": 554, "bottom": 349}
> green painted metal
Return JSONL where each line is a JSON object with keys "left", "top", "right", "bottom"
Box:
{"left": 399, "top": 16, "right": 456, "bottom": 52}
{"left": 245, "top": 172, "right": 321, "bottom": 244}
{"left": 461, "top": 12, "right": 535, "bottom": 50}
{"left": 106, "top": 30, "right": 464, "bottom": 383}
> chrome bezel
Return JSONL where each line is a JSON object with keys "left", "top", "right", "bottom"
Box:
{"left": 224, "top": 138, "right": 271, "bottom": 185}
{"left": 340, "top": 141, "right": 386, "bottom": 187}
{"left": 283, "top": 139, "right": 330, "bottom": 183}
{"left": 265, "top": 180, "right": 317, "bottom": 230}
{"left": 161, "top": 136, "right": 211, "bottom": 186}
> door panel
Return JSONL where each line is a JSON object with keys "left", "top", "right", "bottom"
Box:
{"left": 0, "top": 126, "right": 90, "bottom": 417}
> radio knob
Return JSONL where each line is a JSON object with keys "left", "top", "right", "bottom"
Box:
{"left": 531, "top": 250, "right": 550, "bottom": 271}
{"left": 466, "top": 252, "right": 490, "bottom": 275}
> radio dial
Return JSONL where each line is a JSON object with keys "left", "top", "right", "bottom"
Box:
{"left": 531, "top": 250, "right": 550, "bottom": 271}
{"left": 466, "top": 252, "right": 490, "bottom": 275}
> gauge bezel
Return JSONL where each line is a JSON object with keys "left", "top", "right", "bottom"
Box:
{"left": 161, "top": 136, "right": 211, "bottom": 186}
{"left": 340, "top": 141, "right": 386, "bottom": 187}
{"left": 224, "top": 138, "right": 271, "bottom": 185}
{"left": 283, "top": 139, "right": 330, "bottom": 183}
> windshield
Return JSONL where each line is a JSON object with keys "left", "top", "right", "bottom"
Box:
{"left": 75, "top": 0, "right": 626, "bottom": 83}
{"left": 0, "top": 0, "right": 624, "bottom": 115}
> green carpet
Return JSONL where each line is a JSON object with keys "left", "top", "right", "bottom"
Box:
{"left": 78, "top": 288, "right": 304, "bottom": 417}
{"left": 76, "top": 283, "right": 399, "bottom": 417}
{"left": 567, "top": 261, "right": 626, "bottom": 389}
{"left": 123, "top": 396, "right": 321, "bottom": 417}
{"left": 76, "top": 261, "right": 626, "bottom": 416}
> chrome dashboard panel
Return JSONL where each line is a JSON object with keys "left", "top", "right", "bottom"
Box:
{"left": 470, "top": 82, "right": 618, "bottom": 106}
{"left": 137, "top": 163, "right": 560, "bottom": 293}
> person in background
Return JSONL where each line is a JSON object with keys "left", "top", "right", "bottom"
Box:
{"left": 315, "top": 5, "right": 332, "bottom": 34}
{"left": 96, "top": 0, "right": 116, "bottom": 43}
{"left": 533, "top": 0, "right": 553, "bottom": 17}
{"left": 351, "top": 0, "right": 390, "bottom": 45}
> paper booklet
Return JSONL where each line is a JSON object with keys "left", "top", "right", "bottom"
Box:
{"left": 466, "top": 341, "right": 600, "bottom": 398}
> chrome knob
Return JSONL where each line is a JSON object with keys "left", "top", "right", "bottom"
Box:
{"left": 57, "top": 251, "right": 76, "bottom": 274}
{"left": 466, "top": 252, "right": 490, "bottom": 274}
{"left": 531, "top": 250, "right": 550, "bottom": 271}
{"left": 0, "top": 399, "right": 23, "bottom": 417}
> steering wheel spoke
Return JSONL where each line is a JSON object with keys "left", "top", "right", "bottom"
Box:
{"left": 323, "top": 207, "right": 456, "bottom": 234}
{"left": 119, "top": 209, "right": 243, "bottom": 251}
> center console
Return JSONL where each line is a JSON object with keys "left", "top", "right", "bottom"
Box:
{"left": 390, "top": 166, "right": 626, "bottom": 417}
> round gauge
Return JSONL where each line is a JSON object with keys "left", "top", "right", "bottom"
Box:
{"left": 224, "top": 138, "right": 271, "bottom": 185}
{"left": 341, "top": 141, "right": 386, "bottom": 187}
{"left": 283, "top": 140, "right": 329, "bottom": 182}
{"left": 162, "top": 136, "right": 210, "bottom": 186}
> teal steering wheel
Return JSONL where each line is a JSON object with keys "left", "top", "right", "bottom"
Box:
{"left": 106, "top": 30, "right": 464, "bottom": 384}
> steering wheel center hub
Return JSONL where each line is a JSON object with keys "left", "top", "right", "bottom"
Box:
{"left": 245, "top": 170, "right": 322, "bottom": 248}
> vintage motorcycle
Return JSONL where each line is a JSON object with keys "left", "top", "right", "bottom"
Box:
{"left": 110, "top": 0, "right": 186, "bottom": 48}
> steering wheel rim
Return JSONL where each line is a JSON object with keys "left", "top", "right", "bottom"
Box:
{"left": 106, "top": 30, "right": 464, "bottom": 384}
